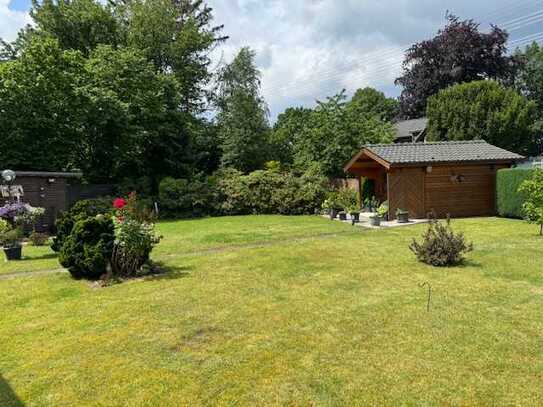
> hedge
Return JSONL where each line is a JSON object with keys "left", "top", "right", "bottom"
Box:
{"left": 496, "top": 168, "right": 535, "bottom": 218}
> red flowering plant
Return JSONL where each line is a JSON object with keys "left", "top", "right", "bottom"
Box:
{"left": 111, "top": 193, "right": 160, "bottom": 277}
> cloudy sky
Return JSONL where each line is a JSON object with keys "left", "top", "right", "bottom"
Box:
{"left": 2, "top": 0, "right": 543, "bottom": 119}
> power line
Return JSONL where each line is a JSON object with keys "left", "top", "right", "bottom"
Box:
{"left": 261, "top": 2, "right": 543, "bottom": 104}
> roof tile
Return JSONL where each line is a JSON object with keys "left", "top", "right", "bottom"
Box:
{"left": 364, "top": 140, "right": 524, "bottom": 165}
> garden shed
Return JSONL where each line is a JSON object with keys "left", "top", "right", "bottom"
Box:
{"left": 344, "top": 140, "right": 524, "bottom": 219}
{"left": 7, "top": 171, "right": 82, "bottom": 231}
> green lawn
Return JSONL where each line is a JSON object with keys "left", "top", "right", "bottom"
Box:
{"left": 1, "top": 216, "right": 542, "bottom": 405}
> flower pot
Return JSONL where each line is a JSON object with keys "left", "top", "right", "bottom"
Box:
{"left": 338, "top": 212, "right": 347, "bottom": 221}
{"left": 369, "top": 216, "right": 381, "bottom": 227}
{"left": 329, "top": 209, "right": 338, "bottom": 220}
{"left": 3, "top": 246, "right": 22, "bottom": 261}
{"left": 397, "top": 212, "right": 409, "bottom": 223}
{"left": 350, "top": 213, "right": 360, "bottom": 223}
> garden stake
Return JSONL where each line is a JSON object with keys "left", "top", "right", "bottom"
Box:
{"left": 419, "top": 282, "right": 431, "bottom": 312}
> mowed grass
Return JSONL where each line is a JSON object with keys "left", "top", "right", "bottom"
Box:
{"left": 0, "top": 215, "right": 352, "bottom": 276}
{"left": 0, "top": 216, "right": 542, "bottom": 405}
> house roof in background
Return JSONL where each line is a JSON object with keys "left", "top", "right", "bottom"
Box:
{"left": 394, "top": 117, "right": 428, "bottom": 140}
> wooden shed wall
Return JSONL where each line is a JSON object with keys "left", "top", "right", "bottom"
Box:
{"left": 15, "top": 176, "right": 69, "bottom": 231}
{"left": 387, "top": 163, "right": 510, "bottom": 219}
{"left": 423, "top": 164, "right": 508, "bottom": 218}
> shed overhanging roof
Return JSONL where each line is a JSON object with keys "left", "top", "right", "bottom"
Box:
{"left": 345, "top": 140, "right": 525, "bottom": 172}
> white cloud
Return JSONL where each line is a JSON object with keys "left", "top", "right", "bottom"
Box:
{"left": 0, "top": 0, "right": 30, "bottom": 42}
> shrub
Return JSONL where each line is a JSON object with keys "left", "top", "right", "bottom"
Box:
{"left": 51, "top": 198, "right": 112, "bottom": 252}
{"left": 29, "top": 231, "right": 50, "bottom": 246}
{"left": 59, "top": 215, "right": 115, "bottom": 280}
{"left": 410, "top": 217, "right": 473, "bottom": 266}
{"left": 497, "top": 168, "right": 535, "bottom": 218}
{"left": 111, "top": 193, "right": 161, "bottom": 277}
{"left": 158, "top": 175, "right": 218, "bottom": 218}
{"left": 336, "top": 188, "right": 358, "bottom": 211}
{"left": 518, "top": 169, "right": 543, "bottom": 235}
{"left": 215, "top": 169, "right": 330, "bottom": 216}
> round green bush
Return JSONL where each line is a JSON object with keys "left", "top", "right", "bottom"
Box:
{"left": 59, "top": 216, "right": 114, "bottom": 280}
{"left": 51, "top": 198, "right": 112, "bottom": 252}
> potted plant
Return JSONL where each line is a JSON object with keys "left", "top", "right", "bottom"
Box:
{"left": 396, "top": 208, "right": 409, "bottom": 223}
{"left": 348, "top": 205, "right": 360, "bottom": 223}
{"left": 0, "top": 219, "right": 23, "bottom": 261}
{"left": 377, "top": 201, "right": 389, "bottom": 221}
{"left": 369, "top": 214, "right": 381, "bottom": 227}
{"left": 364, "top": 196, "right": 380, "bottom": 212}
{"left": 0, "top": 202, "right": 45, "bottom": 261}
{"left": 338, "top": 211, "right": 347, "bottom": 221}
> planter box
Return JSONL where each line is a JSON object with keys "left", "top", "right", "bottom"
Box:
{"left": 397, "top": 212, "right": 409, "bottom": 223}
{"left": 369, "top": 216, "right": 381, "bottom": 227}
{"left": 3, "top": 246, "right": 22, "bottom": 261}
{"left": 338, "top": 212, "right": 347, "bottom": 221}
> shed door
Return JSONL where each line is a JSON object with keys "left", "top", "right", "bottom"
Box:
{"left": 387, "top": 168, "right": 426, "bottom": 219}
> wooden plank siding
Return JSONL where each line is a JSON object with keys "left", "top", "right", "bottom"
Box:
{"left": 423, "top": 164, "right": 509, "bottom": 218}
{"left": 387, "top": 168, "right": 426, "bottom": 219}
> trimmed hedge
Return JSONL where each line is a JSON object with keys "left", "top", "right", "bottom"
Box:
{"left": 496, "top": 168, "right": 535, "bottom": 218}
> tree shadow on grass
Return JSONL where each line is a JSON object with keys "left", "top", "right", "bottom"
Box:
{"left": 0, "top": 374, "right": 24, "bottom": 406}
{"left": 20, "top": 253, "right": 58, "bottom": 261}
{"left": 457, "top": 259, "right": 483, "bottom": 269}
{"left": 142, "top": 262, "right": 193, "bottom": 281}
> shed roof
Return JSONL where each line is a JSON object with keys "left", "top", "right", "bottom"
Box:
{"left": 345, "top": 140, "right": 524, "bottom": 171}
{"left": 15, "top": 171, "right": 83, "bottom": 178}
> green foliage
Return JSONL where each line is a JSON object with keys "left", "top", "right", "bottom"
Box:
{"left": 0, "top": 0, "right": 224, "bottom": 184}
{"left": 496, "top": 168, "right": 535, "bottom": 218}
{"left": 377, "top": 201, "right": 389, "bottom": 218}
{"left": 269, "top": 107, "right": 312, "bottom": 165}
{"left": 0, "top": 37, "right": 86, "bottom": 172}
{"left": 29, "top": 0, "right": 122, "bottom": 55}
{"left": 336, "top": 188, "right": 358, "bottom": 211}
{"left": 158, "top": 176, "right": 217, "bottom": 218}
{"left": 361, "top": 179, "right": 375, "bottom": 203}
{"left": 0, "top": 220, "right": 22, "bottom": 248}
{"left": 29, "top": 231, "right": 50, "bottom": 246}
{"left": 111, "top": 194, "right": 161, "bottom": 277}
{"left": 51, "top": 198, "right": 112, "bottom": 252}
{"left": 216, "top": 47, "right": 270, "bottom": 172}
{"left": 396, "top": 14, "right": 518, "bottom": 119}
{"left": 426, "top": 80, "right": 538, "bottom": 155}
{"left": 410, "top": 217, "right": 473, "bottom": 266}
{"left": 518, "top": 170, "right": 543, "bottom": 235}
{"left": 215, "top": 169, "right": 329, "bottom": 216}
{"left": 346, "top": 87, "right": 399, "bottom": 122}
{"left": 292, "top": 91, "right": 394, "bottom": 178}
{"left": 58, "top": 215, "right": 115, "bottom": 279}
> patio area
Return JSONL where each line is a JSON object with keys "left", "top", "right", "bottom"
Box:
{"left": 323, "top": 213, "right": 429, "bottom": 229}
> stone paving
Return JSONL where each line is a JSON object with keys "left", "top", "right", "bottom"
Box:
{"left": 322, "top": 212, "right": 429, "bottom": 229}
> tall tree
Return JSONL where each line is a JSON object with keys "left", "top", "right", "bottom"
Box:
{"left": 426, "top": 80, "right": 538, "bottom": 155}
{"left": 293, "top": 91, "right": 394, "bottom": 178}
{"left": 269, "top": 107, "right": 313, "bottom": 166}
{"left": 0, "top": 37, "right": 85, "bottom": 172}
{"left": 346, "top": 87, "right": 398, "bottom": 122}
{"left": 215, "top": 47, "right": 270, "bottom": 173}
{"left": 395, "top": 14, "right": 518, "bottom": 119}
{"left": 121, "top": 0, "right": 227, "bottom": 113}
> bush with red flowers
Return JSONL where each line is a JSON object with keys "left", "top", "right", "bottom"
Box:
{"left": 57, "top": 194, "right": 160, "bottom": 280}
